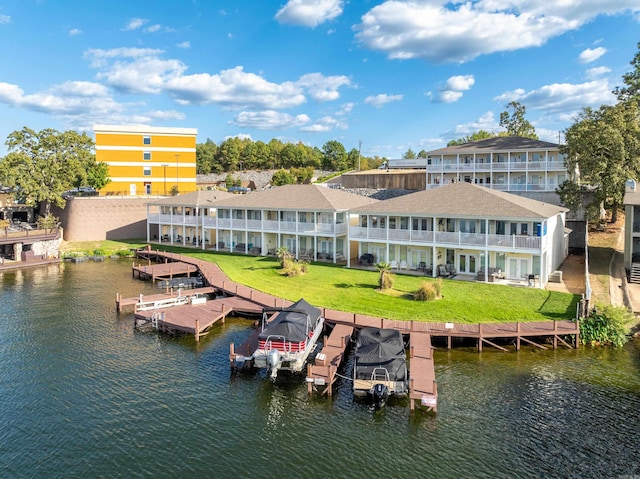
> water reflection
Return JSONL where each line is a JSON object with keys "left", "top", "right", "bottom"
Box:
{"left": 0, "top": 260, "right": 639, "bottom": 479}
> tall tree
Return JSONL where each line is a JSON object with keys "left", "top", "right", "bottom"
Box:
{"left": 196, "top": 138, "right": 218, "bottom": 174}
{"left": 562, "top": 101, "right": 640, "bottom": 222}
{"left": 86, "top": 161, "right": 111, "bottom": 191}
{"left": 0, "top": 127, "right": 95, "bottom": 214}
{"left": 403, "top": 148, "right": 416, "bottom": 159}
{"left": 614, "top": 41, "right": 640, "bottom": 102}
{"left": 321, "top": 140, "right": 348, "bottom": 170}
{"left": 499, "top": 101, "right": 538, "bottom": 139}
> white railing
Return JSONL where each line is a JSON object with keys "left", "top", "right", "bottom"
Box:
{"left": 246, "top": 219, "right": 262, "bottom": 230}
{"left": 231, "top": 218, "right": 247, "bottom": 229}
{"left": 350, "top": 227, "right": 542, "bottom": 250}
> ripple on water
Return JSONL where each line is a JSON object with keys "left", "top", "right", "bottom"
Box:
{"left": 0, "top": 261, "right": 639, "bottom": 478}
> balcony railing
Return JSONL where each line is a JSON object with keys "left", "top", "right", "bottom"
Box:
{"left": 0, "top": 225, "right": 61, "bottom": 245}
{"left": 426, "top": 160, "right": 566, "bottom": 173}
{"left": 149, "top": 215, "right": 350, "bottom": 236}
{"left": 350, "top": 226, "right": 542, "bottom": 250}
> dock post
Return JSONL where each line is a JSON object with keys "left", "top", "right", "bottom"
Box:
{"left": 516, "top": 322, "right": 521, "bottom": 351}
{"left": 553, "top": 320, "right": 558, "bottom": 349}
{"left": 195, "top": 318, "right": 200, "bottom": 343}
{"left": 307, "top": 364, "right": 313, "bottom": 394}
{"left": 478, "top": 324, "right": 483, "bottom": 352}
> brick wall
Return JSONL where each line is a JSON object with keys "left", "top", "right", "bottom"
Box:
{"left": 52, "top": 197, "right": 149, "bottom": 241}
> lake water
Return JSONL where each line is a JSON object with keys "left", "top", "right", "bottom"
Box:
{"left": 1, "top": 260, "right": 639, "bottom": 478}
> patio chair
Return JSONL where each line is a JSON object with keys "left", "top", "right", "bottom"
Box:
{"left": 390, "top": 260, "right": 398, "bottom": 269}
{"left": 399, "top": 260, "right": 408, "bottom": 270}
{"left": 438, "top": 265, "right": 450, "bottom": 277}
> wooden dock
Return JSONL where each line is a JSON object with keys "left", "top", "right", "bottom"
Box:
{"left": 121, "top": 249, "right": 582, "bottom": 412}
{"left": 132, "top": 261, "right": 198, "bottom": 282}
{"left": 408, "top": 332, "right": 437, "bottom": 412}
{"left": 134, "top": 295, "right": 263, "bottom": 341}
{"left": 116, "top": 287, "right": 216, "bottom": 313}
{"left": 306, "top": 324, "right": 354, "bottom": 396}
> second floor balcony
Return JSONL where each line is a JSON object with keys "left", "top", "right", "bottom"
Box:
{"left": 349, "top": 226, "right": 542, "bottom": 251}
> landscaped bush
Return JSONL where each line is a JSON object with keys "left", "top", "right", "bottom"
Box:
{"left": 414, "top": 282, "right": 437, "bottom": 301}
{"left": 282, "top": 259, "right": 308, "bottom": 277}
{"left": 116, "top": 249, "right": 135, "bottom": 258}
{"left": 580, "top": 304, "right": 631, "bottom": 347}
{"left": 93, "top": 248, "right": 106, "bottom": 257}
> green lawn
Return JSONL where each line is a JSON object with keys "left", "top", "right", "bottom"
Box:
{"left": 174, "top": 248, "right": 578, "bottom": 323}
{"left": 64, "top": 240, "right": 579, "bottom": 323}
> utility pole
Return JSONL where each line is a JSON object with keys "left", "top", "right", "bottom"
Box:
{"left": 161, "top": 164, "right": 169, "bottom": 195}
{"left": 358, "top": 140, "right": 362, "bottom": 171}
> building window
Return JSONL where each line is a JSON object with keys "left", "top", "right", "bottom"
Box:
{"left": 143, "top": 151, "right": 151, "bottom": 161}
{"left": 143, "top": 136, "right": 151, "bottom": 145}
{"left": 143, "top": 166, "right": 151, "bottom": 176}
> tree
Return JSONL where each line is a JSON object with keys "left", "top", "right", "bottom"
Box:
{"left": 562, "top": 101, "right": 640, "bottom": 223}
{"left": 271, "top": 169, "right": 296, "bottom": 186}
{"left": 86, "top": 161, "right": 111, "bottom": 191}
{"left": 376, "top": 262, "right": 394, "bottom": 290}
{"left": 417, "top": 149, "right": 428, "bottom": 158}
{"left": 321, "top": 140, "right": 348, "bottom": 170}
{"left": 347, "top": 148, "right": 360, "bottom": 170}
{"left": 447, "top": 130, "right": 495, "bottom": 146}
{"left": 196, "top": 139, "right": 218, "bottom": 174}
{"left": 403, "top": 148, "right": 416, "bottom": 159}
{"left": 614, "top": 41, "right": 640, "bottom": 102}
{"left": 499, "top": 102, "right": 538, "bottom": 139}
{"left": 0, "top": 127, "right": 95, "bottom": 215}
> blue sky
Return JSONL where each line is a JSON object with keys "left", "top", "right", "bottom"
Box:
{"left": 0, "top": 1, "right": 638, "bottom": 158}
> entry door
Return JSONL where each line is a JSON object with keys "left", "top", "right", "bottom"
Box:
{"left": 285, "top": 237, "right": 296, "bottom": 253}
{"left": 410, "top": 250, "right": 428, "bottom": 270}
{"left": 370, "top": 246, "right": 384, "bottom": 263}
{"left": 129, "top": 183, "right": 136, "bottom": 196}
{"left": 508, "top": 258, "right": 529, "bottom": 279}
{"left": 458, "top": 254, "right": 477, "bottom": 274}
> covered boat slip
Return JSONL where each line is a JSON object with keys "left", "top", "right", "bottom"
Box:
{"left": 253, "top": 298, "right": 325, "bottom": 377}
{"left": 353, "top": 327, "right": 408, "bottom": 397}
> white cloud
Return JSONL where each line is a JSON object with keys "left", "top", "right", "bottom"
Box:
{"left": 354, "top": 1, "right": 639, "bottom": 63}
{"left": 123, "top": 18, "right": 149, "bottom": 31}
{"left": 177, "top": 41, "right": 190, "bottom": 49}
{"left": 442, "top": 111, "right": 499, "bottom": 139}
{"left": 230, "top": 111, "right": 310, "bottom": 129}
{"left": 494, "top": 79, "right": 616, "bottom": 115}
{"left": 579, "top": 47, "right": 607, "bottom": 63}
{"left": 145, "top": 24, "right": 162, "bottom": 33}
{"left": 300, "top": 115, "right": 347, "bottom": 132}
{"left": 335, "top": 102, "right": 354, "bottom": 116}
{"left": 275, "top": 0, "right": 343, "bottom": 27}
{"left": 586, "top": 66, "right": 611, "bottom": 79}
{"left": 84, "top": 48, "right": 351, "bottom": 111}
{"left": 364, "top": 93, "right": 403, "bottom": 108}
{"left": 165, "top": 67, "right": 306, "bottom": 109}
{"left": 431, "top": 74, "right": 475, "bottom": 103}
{"left": 295, "top": 73, "right": 351, "bottom": 101}
{"left": 0, "top": 14, "right": 10, "bottom": 24}
{"left": 146, "top": 110, "right": 186, "bottom": 121}
{"left": 68, "top": 28, "right": 82, "bottom": 36}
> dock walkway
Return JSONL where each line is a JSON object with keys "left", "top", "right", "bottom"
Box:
{"left": 306, "top": 324, "right": 354, "bottom": 396}
{"left": 124, "top": 249, "right": 582, "bottom": 411}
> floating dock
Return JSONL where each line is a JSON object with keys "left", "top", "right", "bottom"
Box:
{"left": 120, "top": 249, "right": 582, "bottom": 412}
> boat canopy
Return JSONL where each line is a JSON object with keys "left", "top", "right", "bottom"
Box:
{"left": 354, "top": 327, "right": 407, "bottom": 382}
{"left": 258, "top": 298, "right": 322, "bottom": 343}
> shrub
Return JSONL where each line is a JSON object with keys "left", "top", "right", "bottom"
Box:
{"left": 93, "top": 248, "right": 106, "bottom": 257}
{"left": 580, "top": 304, "right": 631, "bottom": 347}
{"left": 433, "top": 278, "right": 443, "bottom": 297}
{"left": 414, "top": 282, "right": 437, "bottom": 301}
{"left": 282, "top": 259, "right": 308, "bottom": 277}
{"left": 376, "top": 262, "right": 394, "bottom": 290}
{"left": 116, "top": 249, "right": 135, "bottom": 258}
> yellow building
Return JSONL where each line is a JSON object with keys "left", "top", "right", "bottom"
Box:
{"left": 94, "top": 125, "right": 198, "bottom": 196}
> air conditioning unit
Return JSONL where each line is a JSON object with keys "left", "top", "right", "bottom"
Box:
{"left": 549, "top": 271, "right": 563, "bottom": 283}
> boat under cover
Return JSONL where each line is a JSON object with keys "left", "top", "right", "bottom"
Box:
{"left": 252, "top": 298, "right": 324, "bottom": 380}
{"left": 353, "top": 327, "right": 408, "bottom": 405}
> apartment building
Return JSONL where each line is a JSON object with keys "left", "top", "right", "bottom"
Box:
{"left": 94, "top": 125, "right": 197, "bottom": 196}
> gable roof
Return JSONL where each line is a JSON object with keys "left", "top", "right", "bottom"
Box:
{"left": 209, "top": 184, "right": 379, "bottom": 211}
{"left": 350, "top": 182, "right": 567, "bottom": 219}
{"left": 426, "top": 136, "right": 559, "bottom": 156}
{"left": 148, "top": 190, "right": 235, "bottom": 207}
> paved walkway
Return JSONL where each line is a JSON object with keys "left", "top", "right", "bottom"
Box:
{"left": 610, "top": 225, "right": 640, "bottom": 314}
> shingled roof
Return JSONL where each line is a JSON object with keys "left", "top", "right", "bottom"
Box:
{"left": 426, "top": 136, "right": 559, "bottom": 156}
{"left": 208, "top": 184, "right": 379, "bottom": 211}
{"left": 148, "top": 189, "right": 235, "bottom": 207}
{"left": 350, "top": 182, "right": 567, "bottom": 219}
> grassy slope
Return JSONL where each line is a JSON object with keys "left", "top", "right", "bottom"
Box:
{"left": 63, "top": 240, "right": 579, "bottom": 323}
